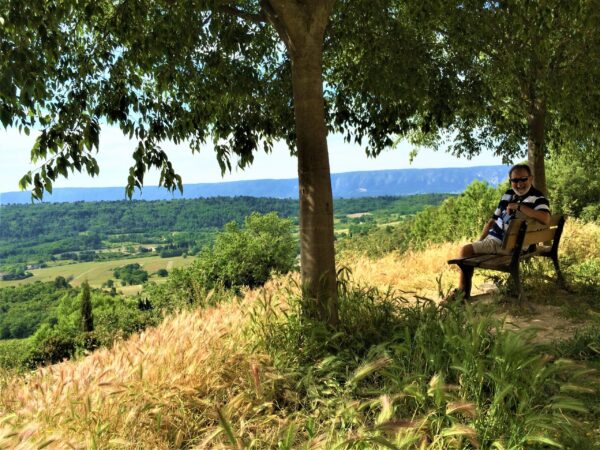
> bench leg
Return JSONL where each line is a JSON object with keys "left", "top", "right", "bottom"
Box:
{"left": 551, "top": 255, "right": 567, "bottom": 289}
{"left": 509, "top": 266, "right": 522, "bottom": 301}
{"left": 459, "top": 266, "right": 474, "bottom": 299}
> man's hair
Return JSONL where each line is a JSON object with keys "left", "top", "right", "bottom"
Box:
{"left": 509, "top": 163, "right": 532, "bottom": 177}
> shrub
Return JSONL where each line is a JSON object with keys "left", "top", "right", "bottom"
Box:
{"left": 405, "top": 180, "right": 502, "bottom": 248}
{"left": 113, "top": 263, "right": 149, "bottom": 285}
{"left": 193, "top": 212, "right": 297, "bottom": 290}
{"left": 24, "top": 334, "right": 77, "bottom": 368}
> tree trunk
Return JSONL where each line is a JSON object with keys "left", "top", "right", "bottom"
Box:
{"left": 264, "top": 0, "right": 339, "bottom": 326}
{"left": 292, "top": 50, "right": 338, "bottom": 325}
{"left": 527, "top": 97, "right": 548, "bottom": 196}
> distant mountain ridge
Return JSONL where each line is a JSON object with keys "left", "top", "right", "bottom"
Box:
{"left": 0, "top": 165, "right": 510, "bottom": 205}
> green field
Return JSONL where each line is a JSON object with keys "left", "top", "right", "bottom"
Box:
{"left": 0, "top": 255, "right": 194, "bottom": 291}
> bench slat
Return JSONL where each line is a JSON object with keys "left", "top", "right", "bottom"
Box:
{"left": 479, "top": 255, "right": 512, "bottom": 269}
{"left": 522, "top": 228, "right": 556, "bottom": 246}
{"left": 448, "top": 254, "right": 503, "bottom": 267}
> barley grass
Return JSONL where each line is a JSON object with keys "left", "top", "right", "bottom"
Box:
{"left": 0, "top": 296, "right": 275, "bottom": 449}
{"left": 340, "top": 241, "right": 489, "bottom": 299}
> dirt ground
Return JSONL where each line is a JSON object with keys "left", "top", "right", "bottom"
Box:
{"left": 460, "top": 283, "right": 591, "bottom": 344}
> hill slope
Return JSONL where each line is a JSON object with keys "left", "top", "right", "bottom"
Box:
{"left": 1, "top": 220, "right": 600, "bottom": 448}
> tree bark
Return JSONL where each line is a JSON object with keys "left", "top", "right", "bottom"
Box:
{"left": 527, "top": 97, "right": 548, "bottom": 196}
{"left": 263, "top": 0, "right": 339, "bottom": 326}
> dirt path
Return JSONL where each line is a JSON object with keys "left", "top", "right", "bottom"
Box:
{"left": 458, "top": 291, "right": 582, "bottom": 345}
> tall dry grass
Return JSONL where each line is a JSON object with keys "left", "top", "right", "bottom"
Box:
{"left": 340, "top": 241, "right": 481, "bottom": 299}
{"left": 341, "top": 218, "right": 600, "bottom": 299}
{"left": 561, "top": 219, "right": 600, "bottom": 260}
{"left": 0, "top": 294, "right": 283, "bottom": 449}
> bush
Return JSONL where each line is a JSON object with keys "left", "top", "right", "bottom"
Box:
{"left": 547, "top": 148, "right": 600, "bottom": 221}
{"left": 405, "top": 180, "right": 502, "bottom": 248}
{"left": 193, "top": 212, "right": 297, "bottom": 290}
{"left": 24, "top": 334, "right": 77, "bottom": 368}
{"left": 113, "top": 263, "right": 149, "bottom": 285}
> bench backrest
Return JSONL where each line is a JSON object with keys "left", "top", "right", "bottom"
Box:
{"left": 501, "top": 214, "right": 564, "bottom": 252}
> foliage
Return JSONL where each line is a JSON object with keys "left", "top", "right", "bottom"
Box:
{"left": 547, "top": 146, "right": 600, "bottom": 222}
{"left": 0, "top": 264, "right": 32, "bottom": 281}
{"left": 0, "top": 281, "right": 160, "bottom": 369}
{"left": 113, "top": 263, "right": 149, "bottom": 286}
{"left": 0, "top": 195, "right": 445, "bottom": 265}
{"left": 552, "top": 326, "right": 600, "bottom": 361}
{"left": 1, "top": 0, "right": 474, "bottom": 323}
{"left": 0, "top": 282, "right": 72, "bottom": 339}
{"left": 566, "top": 258, "right": 600, "bottom": 295}
{"left": 337, "top": 223, "right": 409, "bottom": 257}
{"left": 193, "top": 212, "right": 296, "bottom": 291}
{"left": 0, "top": 196, "right": 298, "bottom": 264}
{"left": 0, "top": 339, "right": 33, "bottom": 370}
{"left": 80, "top": 281, "right": 93, "bottom": 332}
{"left": 421, "top": 0, "right": 600, "bottom": 191}
{"left": 340, "top": 181, "right": 501, "bottom": 256}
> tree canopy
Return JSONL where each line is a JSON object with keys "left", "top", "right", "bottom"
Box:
{"left": 4, "top": 1, "right": 596, "bottom": 322}
{"left": 2, "top": 0, "right": 453, "bottom": 324}
{"left": 422, "top": 0, "right": 600, "bottom": 194}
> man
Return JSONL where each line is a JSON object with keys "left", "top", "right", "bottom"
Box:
{"left": 454, "top": 163, "right": 550, "bottom": 295}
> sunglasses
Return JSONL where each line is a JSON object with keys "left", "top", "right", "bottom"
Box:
{"left": 510, "top": 176, "right": 530, "bottom": 183}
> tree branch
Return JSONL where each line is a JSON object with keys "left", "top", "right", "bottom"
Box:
{"left": 217, "top": 4, "right": 266, "bottom": 24}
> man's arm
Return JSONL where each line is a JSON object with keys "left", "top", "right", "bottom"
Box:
{"left": 479, "top": 218, "right": 495, "bottom": 240}
{"left": 507, "top": 203, "right": 551, "bottom": 225}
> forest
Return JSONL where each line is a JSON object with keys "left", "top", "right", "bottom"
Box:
{"left": 0, "top": 193, "right": 447, "bottom": 266}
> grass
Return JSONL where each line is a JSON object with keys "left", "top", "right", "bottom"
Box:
{"left": 0, "top": 255, "right": 194, "bottom": 292}
{"left": 1, "top": 219, "right": 599, "bottom": 448}
{"left": 1, "top": 278, "right": 597, "bottom": 449}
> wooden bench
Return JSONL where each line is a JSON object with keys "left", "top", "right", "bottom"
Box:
{"left": 447, "top": 214, "right": 566, "bottom": 299}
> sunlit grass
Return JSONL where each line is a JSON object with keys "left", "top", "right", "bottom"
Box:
{"left": 0, "top": 255, "right": 193, "bottom": 292}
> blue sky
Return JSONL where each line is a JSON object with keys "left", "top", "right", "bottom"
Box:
{"left": 0, "top": 126, "right": 504, "bottom": 193}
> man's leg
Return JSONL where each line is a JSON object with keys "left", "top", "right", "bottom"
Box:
{"left": 458, "top": 244, "right": 475, "bottom": 292}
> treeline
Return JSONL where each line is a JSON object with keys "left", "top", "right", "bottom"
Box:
{"left": 0, "top": 194, "right": 448, "bottom": 265}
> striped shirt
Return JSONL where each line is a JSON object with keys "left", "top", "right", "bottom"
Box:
{"left": 488, "top": 186, "right": 550, "bottom": 241}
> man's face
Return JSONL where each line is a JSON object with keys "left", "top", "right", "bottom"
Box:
{"left": 510, "top": 168, "right": 533, "bottom": 196}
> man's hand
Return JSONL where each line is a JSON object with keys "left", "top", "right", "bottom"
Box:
{"left": 509, "top": 203, "right": 551, "bottom": 226}
{"left": 507, "top": 202, "right": 520, "bottom": 214}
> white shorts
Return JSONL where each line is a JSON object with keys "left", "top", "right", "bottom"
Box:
{"left": 471, "top": 235, "right": 505, "bottom": 255}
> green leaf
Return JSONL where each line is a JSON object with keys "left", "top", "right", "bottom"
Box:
{"left": 524, "top": 435, "right": 563, "bottom": 448}
{"left": 18, "top": 172, "right": 32, "bottom": 190}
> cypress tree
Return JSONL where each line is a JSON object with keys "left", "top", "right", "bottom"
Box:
{"left": 80, "top": 281, "right": 94, "bottom": 332}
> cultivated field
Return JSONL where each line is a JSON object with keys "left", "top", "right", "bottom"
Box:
{"left": 0, "top": 255, "right": 194, "bottom": 291}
